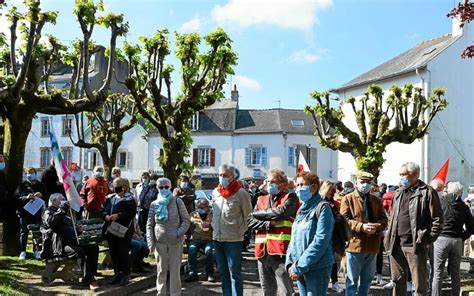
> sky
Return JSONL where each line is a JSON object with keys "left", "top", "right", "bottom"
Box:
{"left": 0, "top": 0, "right": 457, "bottom": 110}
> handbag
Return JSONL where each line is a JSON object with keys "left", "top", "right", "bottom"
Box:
{"left": 107, "top": 221, "right": 130, "bottom": 238}
{"left": 106, "top": 197, "right": 132, "bottom": 238}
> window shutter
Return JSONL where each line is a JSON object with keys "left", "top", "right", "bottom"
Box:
{"left": 126, "top": 152, "right": 132, "bottom": 169}
{"left": 261, "top": 147, "right": 267, "bottom": 166}
{"left": 210, "top": 148, "right": 216, "bottom": 167}
{"left": 245, "top": 148, "right": 250, "bottom": 166}
{"left": 83, "top": 150, "right": 89, "bottom": 170}
{"left": 192, "top": 149, "right": 198, "bottom": 166}
{"left": 288, "top": 146, "right": 292, "bottom": 165}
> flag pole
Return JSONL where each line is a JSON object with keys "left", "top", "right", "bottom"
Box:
{"left": 69, "top": 207, "right": 80, "bottom": 245}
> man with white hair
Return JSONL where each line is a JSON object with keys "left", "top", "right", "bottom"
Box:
{"left": 212, "top": 164, "right": 252, "bottom": 296}
{"left": 432, "top": 182, "right": 474, "bottom": 296}
{"left": 384, "top": 162, "right": 443, "bottom": 296}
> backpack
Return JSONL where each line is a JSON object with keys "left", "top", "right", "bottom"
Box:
{"left": 315, "top": 201, "right": 352, "bottom": 256}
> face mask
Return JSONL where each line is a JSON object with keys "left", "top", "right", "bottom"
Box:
{"left": 59, "top": 200, "right": 67, "bottom": 207}
{"left": 142, "top": 178, "right": 149, "bottom": 185}
{"left": 197, "top": 208, "right": 207, "bottom": 215}
{"left": 150, "top": 180, "right": 157, "bottom": 186}
{"left": 26, "top": 173, "right": 36, "bottom": 182}
{"left": 111, "top": 174, "right": 118, "bottom": 179}
{"left": 267, "top": 183, "right": 280, "bottom": 196}
{"left": 94, "top": 171, "right": 104, "bottom": 178}
{"left": 180, "top": 181, "right": 188, "bottom": 189}
{"left": 358, "top": 183, "right": 372, "bottom": 194}
{"left": 400, "top": 176, "right": 411, "bottom": 188}
{"left": 0, "top": 162, "right": 5, "bottom": 171}
{"left": 219, "top": 177, "right": 230, "bottom": 188}
{"left": 114, "top": 186, "right": 123, "bottom": 193}
{"left": 296, "top": 185, "right": 312, "bottom": 203}
{"left": 159, "top": 188, "right": 171, "bottom": 196}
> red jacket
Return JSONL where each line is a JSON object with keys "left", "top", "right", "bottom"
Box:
{"left": 382, "top": 191, "right": 396, "bottom": 214}
{"left": 80, "top": 177, "right": 111, "bottom": 211}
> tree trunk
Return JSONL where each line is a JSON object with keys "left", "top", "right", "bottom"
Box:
{"left": 161, "top": 139, "right": 183, "bottom": 187}
{"left": 2, "top": 109, "right": 36, "bottom": 255}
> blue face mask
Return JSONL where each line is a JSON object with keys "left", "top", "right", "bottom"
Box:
{"left": 197, "top": 208, "right": 207, "bottom": 215}
{"left": 358, "top": 183, "right": 372, "bottom": 194}
{"left": 219, "top": 177, "right": 230, "bottom": 188}
{"left": 159, "top": 189, "right": 171, "bottom": 197}
{"left": 0, "top": 162, "right": 5, "bottom": 171}
{"left": 267, "top": 183, "right": 280, "bottom": 196}
{"left": 296, "top": 185, "right": 312, "bottom": 203}
{"left": 26, "top": 173, "right": 36, "bottom": 182}
{"left": 400, "top": 176, "right": 411, "bottom": 188}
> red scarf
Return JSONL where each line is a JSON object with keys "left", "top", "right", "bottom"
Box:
{"left": 217, "top": 180, "right": 241, "bottom": 198}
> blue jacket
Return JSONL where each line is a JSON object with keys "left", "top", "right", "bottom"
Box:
{"left": 285, "top": 193, "right": 334, "bottom": 275}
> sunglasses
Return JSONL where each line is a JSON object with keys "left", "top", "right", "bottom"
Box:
{"left": 158, "top": 186, "right": 170, "bottom": 189}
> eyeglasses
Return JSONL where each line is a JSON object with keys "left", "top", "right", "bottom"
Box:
{"left": 158, "top": 186, "right": 170, "bottom": 189}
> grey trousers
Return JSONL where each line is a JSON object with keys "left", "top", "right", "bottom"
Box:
{"left": 155, "top": 242, "right": 183, "bottom": 296}
{"left": 257, "top": 253, "right": 294, "bottom": 296}
{"left": 390, "top": 243, "right": 428, "bottom": 296}
{"left": 432, "top": 236, "right": 463, "bottom": 296}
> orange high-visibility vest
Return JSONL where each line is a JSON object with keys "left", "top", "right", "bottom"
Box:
{"left": 254, "top": 192, "right": 298, "bottom": 258}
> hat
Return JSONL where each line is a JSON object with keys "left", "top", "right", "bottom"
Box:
{"left": 356, "top": 171, "right": 374, "bottom": 180}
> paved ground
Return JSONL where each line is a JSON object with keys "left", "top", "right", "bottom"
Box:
{"left": 132, "top": 245, "right": 474, "bottom": 296}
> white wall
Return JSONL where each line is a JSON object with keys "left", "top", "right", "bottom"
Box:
{"left": 192, "top": 134, "right": 233, "bottom": 175}
{"left": 427, "top": 25, "right": 474, "bottom": 188}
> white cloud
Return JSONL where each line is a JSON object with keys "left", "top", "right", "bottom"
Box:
{"left": 289, "top": 49, "right": 328, "bottom": 63}
{"left": 234, "top": 75, "right": 262, "bottom": 91}
{"left": 179, "top": 17, "right": 202, "bottom": 33}
{"left": 212, "top": 0, "right": 332, "bottom": 30}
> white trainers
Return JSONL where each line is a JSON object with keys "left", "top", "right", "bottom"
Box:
{"left": 33, "top": 251, "right": 41, "bottom": 260}
{"left": 18, "top": 251, "right": 27, "bottom": 260}
{"left": 407, "top": 281, "right": 415, "bottom": 292}
{"left": 332, "top": 282, "right": 343, "bottom": 293}
{"left": 383, "top": 281, "right": 394, "bottom": 289}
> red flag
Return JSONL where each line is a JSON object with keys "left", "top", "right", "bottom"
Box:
{"left": 297, "top": 151, "right": 310, "bottom": 173}
{"left": 432, "top": 159, "right": 450, "bottom": 183}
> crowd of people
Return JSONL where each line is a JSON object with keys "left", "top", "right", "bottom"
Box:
{"left": 2, "top": 155, "right": 474, "bottom": 295}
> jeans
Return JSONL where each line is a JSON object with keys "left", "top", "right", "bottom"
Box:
{"left": 345, "top": 252, "right": 377, "bottom": 296}
{"left": 257, "top": 253, "right": 294, "bottom": 296}
{"left": 188, "top": 239, "right": 214, "bottom": 275}
{"left": 19, "top": 214, "right": 41, "bottom": 252}
{"left": 129, "top": 239, "right": 149, "bottom": 269}
{"left": 432, "top": 236, "right": 463, "bottom": 296}
{"left": 296, "top": 264, "right": 332, "bottom": 296}
{"left": 214, "top": 240, "right": 243, "bottom": 296}
{"left": 390, "top": 243, "right": 428, "bottom": 296}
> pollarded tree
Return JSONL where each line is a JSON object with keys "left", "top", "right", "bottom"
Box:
{"left": 69, "top": 93, "right": 138, "bottom": 180}
{"left": 124, "top": 28, "right": 237, "bottom": 186}
{"left": 0, "top": 0, "right": 128, "bottom": 255}
{"left": 448, "top": 0, "right": 473, "bottom": 58}
{"left": 305, "top": 84, "right": 448, "bottom": 181}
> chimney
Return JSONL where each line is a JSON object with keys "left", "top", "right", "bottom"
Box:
{"left": 452, "top": 16, "right": 463, "bottom": 37}
{"left": 231, "top": 84, "right": 239, "bottom": 101}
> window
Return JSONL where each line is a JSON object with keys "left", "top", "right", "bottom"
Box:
{"left": 245, "top": 146, "right": 267, "bottom": 167}
{"left": 61, "top": 147, "right": 73, "bottom": 165}
{"left": 189, "top": 112, "right": 199, "bottom": 131}
{"left": 84, "top": 150, "right": 99, "bottom": 170}
{"left": 290, "top": 119, "right": 305, "bottom": 126}
{"left": 62, "top": 116, "right": 72, "bottom": 136}
{"left": 193, "top": 147, "right": 215, "bottom": 167}
{"left": 40, "top": 147, "right": 51, "bottom": 168}
{"left": 40, "top": 118, "right": 50, "bottom": 137}
{"left": 117, "top": 151, "right": 131, "bottom": 169}
{"left": 288, "top": 146, "right": 296, "bottom": 166}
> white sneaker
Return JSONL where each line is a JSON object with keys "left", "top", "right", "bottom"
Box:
{"left": 332, "top": 282, "right": 343, "bottom": 293}
{"left": 407, "top": 281, "right": 415, "bottom": 292}
{"left": 19, "top": 251, "right": 27, "bottom": 260}
{"left": 383, "top": 281, "right": 394, "bottom": 289}
{"left": 377, "top": 274, "right": 387, "bottom": 285}
{"left": 33, "top": 251, "right": 41, "bottom": 260}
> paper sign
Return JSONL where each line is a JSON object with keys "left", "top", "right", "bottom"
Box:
{"left": 23, "top": 197, "right": 45, "bottom": 216}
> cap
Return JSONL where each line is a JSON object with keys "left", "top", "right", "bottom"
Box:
{"left": 356, "top": 171, "right": 374, "bottom": 180}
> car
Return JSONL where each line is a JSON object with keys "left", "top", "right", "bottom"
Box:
{"left": 195, "top": 189, "right": 213, "bottom": 204}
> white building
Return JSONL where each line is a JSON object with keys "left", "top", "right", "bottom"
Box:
{"left": 332, "top": 19, "right": 473, "bottom": 187}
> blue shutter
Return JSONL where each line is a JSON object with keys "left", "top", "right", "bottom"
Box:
{"left": 245, "top": 148, "right": 251, "bottom": 166}
{"left": 261, "top": 147, "right": 267, "bottom": 166}
{"left": 288, "top": 146, "right": 294, "bottom": 166}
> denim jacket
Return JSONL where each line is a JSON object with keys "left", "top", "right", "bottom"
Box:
{"left": 285, "top": 194, "right": 334, "bottom": 275}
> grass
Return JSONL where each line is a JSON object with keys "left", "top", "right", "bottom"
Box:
{"left": 0, "top": 255, "right": 44, "bottom": 295}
